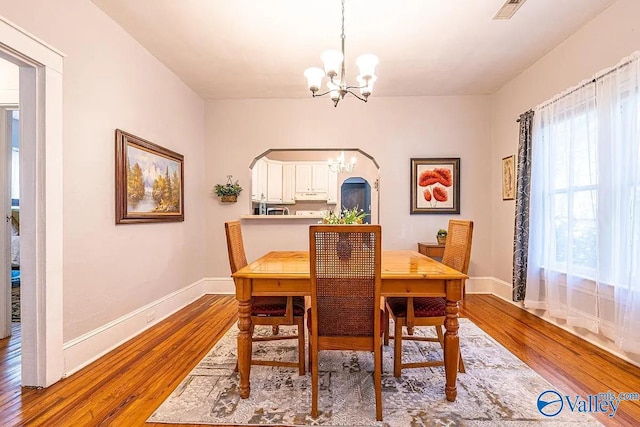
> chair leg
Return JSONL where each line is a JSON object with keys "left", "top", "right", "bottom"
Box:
{"left": 435, "top": 325, "right": 444, "bottom": 349}
{"left": 393, "top": 317, "right": 403, "bottom": 378}
{"left": 311, "top": 344, "right": 319, "bottom": 418}
{"left": 374, "top": 345, "right": 383, "bottom": 421}
{"left": 272, "top": 325, "right": 279, "bottom": 335}
{"left": 296, "top": 317, "right": 305, "bottom": 375}
{"left": 383, "top": 307, "right": 390, "bottom": 346}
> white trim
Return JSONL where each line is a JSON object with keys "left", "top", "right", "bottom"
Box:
{"left": 63, "top": 278, "right": 214, "bottom": 376}
{"left": 61, "top": 274, "right": 640, "bottom": 380}
{"left": 486, "top": 278, "right": 640, "bottom": 369}
{"left": 464, "top": 277, "right": 496, "bottom": 295}
{"left": 0, "top": 14, "right": 65, "bottom": 387}
{"left": 202, "top": 277, "right": 235, "bottom": 294}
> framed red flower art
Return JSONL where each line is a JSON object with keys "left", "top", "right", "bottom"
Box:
{"left": 410, "top": 158, "right": 460, "bottom": 214}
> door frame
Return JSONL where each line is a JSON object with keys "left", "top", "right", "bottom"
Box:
{"left": 1, "top": 15, "right": 64, "bottom": 387}
{"left": 0, "top": 105, "right": 18, "bottom": 339}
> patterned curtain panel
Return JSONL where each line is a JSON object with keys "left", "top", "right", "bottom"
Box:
{"left": 512, "top": 110, "right": 534, "bottom": 302}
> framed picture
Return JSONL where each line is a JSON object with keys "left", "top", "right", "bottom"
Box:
{"left": 410, "top": 158, "right": 460, "bottom": 214}
{"left": 502, "top": 155, "right": 516, "bottom": 200}
{"left": 115, "top": 129, "right": 184, "bottom": 224}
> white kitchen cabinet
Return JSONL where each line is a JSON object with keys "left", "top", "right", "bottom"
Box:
{"left": 327, "top": 169, "right": 338, "bottom": 204}
{"left": 282, "top": 163, "right": 296, "bottom": 204}
{"left": 295, "top": 164, "right": 314, "bottom": 193}
{"left": 312, "top": 164, "right": 329, "bottom": 193}
{"left": 266, "top": 161, "right": 283, "bottom": 203}
{"left": 251, "top": 158, "right": 268, "bottom": 202}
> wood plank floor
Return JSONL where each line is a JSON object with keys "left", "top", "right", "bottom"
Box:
{"left": 1, "top": 294, "right": 638, "bottom": 426}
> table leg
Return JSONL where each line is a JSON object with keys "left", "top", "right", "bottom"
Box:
{"left": 237, "top": 293, "right": 253, "bottom": 399}
{"left": 444, "top": 297, "right": 459, "bottom": 402}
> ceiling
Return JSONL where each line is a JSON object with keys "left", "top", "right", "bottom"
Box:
{"left": 91, "top": 0, "right": 616, "bottom": 100}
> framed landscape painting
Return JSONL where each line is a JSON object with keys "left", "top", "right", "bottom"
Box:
{"left": 410, "top": 158, "right": 460, "bottom": 214}
{"left": 115, "top": 129, "right": 184, "bottom": 224}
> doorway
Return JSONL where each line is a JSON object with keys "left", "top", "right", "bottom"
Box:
{"left": 1, "top": 106, "right": 20, "bottom": 329}
{"left": 1, "top": 16, "right": 65, "bottom": 387}
{"left": 340, "top": 177, "right": 371, "bottom": 224}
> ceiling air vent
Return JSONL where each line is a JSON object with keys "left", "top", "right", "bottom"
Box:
{"left": 493, "top": 0, "right": 527, "bottom": 20}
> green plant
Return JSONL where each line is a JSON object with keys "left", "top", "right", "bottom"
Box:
{"left": 215, "top": 175, "right": 243, "bottom": 197}
{"left": 437, "top": 228, "right": 448, "bottom": 237}
{"left": 323, "top": 206, "right": 368, "bottom": 224}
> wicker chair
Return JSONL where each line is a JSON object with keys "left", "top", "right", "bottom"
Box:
{"left": 308, "top": 225, "right": 384, "bottom": 421}
{"left": 385, "top": 220, "right": 473, "bottom": 377}
{"left": 225, "top": 221, "right": 306, "bottom": 375}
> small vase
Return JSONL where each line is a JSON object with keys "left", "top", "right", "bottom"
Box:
{"left": 437, "top": 235, "right": 446, "bottom": 245}
{"left": 336, "top": 233, "right": 352, "bottom": 260}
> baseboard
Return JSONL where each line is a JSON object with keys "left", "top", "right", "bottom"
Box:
{"left": 62, "top": 275, "right": 639, "bottom": 378}
{"left": 62, "top": 277, "right": 224, "bottom": 377}
{"left": 481, "top": 277, "right": 640, "bottom": 369}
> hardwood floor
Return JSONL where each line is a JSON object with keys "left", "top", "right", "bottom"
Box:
{"left": 0, "top": 294, "right": 638, "bottom": 426}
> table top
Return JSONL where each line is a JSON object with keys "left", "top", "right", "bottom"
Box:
{"left": 232, "top": 250, "right": 467, "bottom": 280}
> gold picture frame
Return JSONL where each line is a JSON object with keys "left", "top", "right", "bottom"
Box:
{"left": 115, "top": 129, "right": 184, "bottom": 224}
{"left": 502, "top": 155, "right": 515, "bottom": 200}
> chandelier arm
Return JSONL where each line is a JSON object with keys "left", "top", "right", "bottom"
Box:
{"left": 311, "top": 90, "right": 334, "bottom": 98}
{"left": 345, "top": 90, "right": 368, "bottom": 102}
{"left": 344, "top": 84, "right": 367, "bottom": 90}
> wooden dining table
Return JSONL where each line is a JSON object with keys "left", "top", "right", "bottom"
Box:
{"left": 231, "top": 250, "right": 468, "bottom": 402}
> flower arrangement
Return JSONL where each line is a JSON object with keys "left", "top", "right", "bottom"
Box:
{"left": 322, "top": 206, "right": 368, "bottom": 224}
{"left": 215, "top": 175, "right": 243, "bottom": 202}
{"left": 437, "top": 228, "right": 448, "bottom": 244}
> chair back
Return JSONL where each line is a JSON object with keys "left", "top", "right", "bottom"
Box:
{"left": 309, "top": 225, "right": 382, "bottom": 338}
{"left": 225, "top": 220, "right": 248, "bottom": 274}
{"left": 441, "top": 220, "right": 473, "bottom": 274}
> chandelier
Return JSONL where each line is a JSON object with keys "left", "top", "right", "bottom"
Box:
{"left": 328, "top": 151, "right": 357, "bottom": 174}
{"left": 304, "top": 0, "right": 379, "bottom": 107}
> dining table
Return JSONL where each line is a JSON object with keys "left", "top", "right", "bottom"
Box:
{"left": 231, "top": 249, "right": 468, "bottom": 402}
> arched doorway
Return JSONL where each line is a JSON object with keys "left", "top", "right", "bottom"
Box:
{"left": 340, "top": 177, "right": 371, "bottom": 224}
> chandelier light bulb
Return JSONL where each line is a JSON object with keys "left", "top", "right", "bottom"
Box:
{"left": 357, "top": 74, "right": 377, "bottom": 96}
{"left": 321, "top": 49, "right": 344, "bottom": 78}
{"left": 356, "top": 54, "right": 379, "bottom": 80}
{"left": 304, "top": 67, "right": 325, "bottom": 92}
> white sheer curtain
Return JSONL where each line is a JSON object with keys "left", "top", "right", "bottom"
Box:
{"left": 525, "top": 52, "right": 640, "bottom": 353}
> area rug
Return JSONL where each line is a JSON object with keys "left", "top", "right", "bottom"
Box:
{"left": 148, "top": 319, "right": 600, "bottom": 426}
{"left": 11, "top": 284, "right": 20, "bottom": 323}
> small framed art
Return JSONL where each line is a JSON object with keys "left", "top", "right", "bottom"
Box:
{"left": 410, "top": 158, "right": 460, "bottom": 214}
{"left": 502, "top": 155, "right": 515, "bottom": 200}
{"left": 115, "top": 129, "right": 184, "bottom": 224}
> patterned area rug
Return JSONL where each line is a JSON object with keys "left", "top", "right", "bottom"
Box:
{"left": 11, "top": 285, "right": 20, "bottom": 323}
{"left": 149, "top": 319, "right": 600, "bottom": 426}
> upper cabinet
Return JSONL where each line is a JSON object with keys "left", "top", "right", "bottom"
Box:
{"left": 266, "top": 161, "right": 283, "bottom": 203}
{"left": 282, "top": 163, "right": 296, "bottom": 204}
{"left": 294, "top": 163, "right": 333, "bottom": 200}
{"left": 251, "top": 158, "right": 268, "bottom": 202}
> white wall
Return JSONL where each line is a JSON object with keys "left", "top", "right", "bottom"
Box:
{"left": 0, "top": 57, "right": 18, "bottom": 104}
{"left": 490, "top": 0, "right": 640, "bottom": 363}
{"left": 205, "top": 96, "right": 492, "bottom": 278}
{"left": 0, "top": 0, "right": 206, "bottom": 341}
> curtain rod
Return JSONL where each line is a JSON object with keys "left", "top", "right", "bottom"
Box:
{"left": 516, "top": 55, "right": 638, "bottom": 122}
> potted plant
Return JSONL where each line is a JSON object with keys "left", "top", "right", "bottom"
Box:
{"left": 437, "top": 228, "right": 448, "bottom": 245}
{"left": 322, "top": 206, "right": 368, "bottom": 224}
{"left": 215, "top": 175, "right": 243, "bottom": 203}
